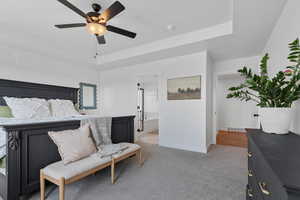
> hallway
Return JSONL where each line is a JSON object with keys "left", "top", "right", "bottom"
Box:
{"left": 138, "top": 131, "right": 159, "bottom": 145}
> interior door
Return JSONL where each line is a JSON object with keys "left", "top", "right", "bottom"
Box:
{"left": 137, "top": 83, "right": 144, "bottom": 132}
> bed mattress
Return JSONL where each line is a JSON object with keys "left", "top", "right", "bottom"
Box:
{"left": 0, "top": 115, "right": 106, "bottom": 126}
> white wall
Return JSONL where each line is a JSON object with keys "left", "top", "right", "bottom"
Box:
{"left": 264, "top": 0, "right": 300, "bottom": 133}
{"left": 214, "top": 56, "right": 261, "bottom": 76}
{"left": 0, "top": 45, "right": 100, "bottom": 114}
{"left": 100, "top": 51, "right": 211, "bottom": 153}
{"left": 206, "top": 55, "right": 213, "bottom": 149}
{"left": 217, "top": 75, "right": 258, "bottom": 130}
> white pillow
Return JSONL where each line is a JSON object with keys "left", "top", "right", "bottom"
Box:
{"left": 48, "top": 99, "right": 80, "bottom": 117}
{"left": 3, "top": 97, "right": 51, "bottom": 119}
{"left": 48, "top": 124, "right": 97, "bottom": 165}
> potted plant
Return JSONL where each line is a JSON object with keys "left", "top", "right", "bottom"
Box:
{"left": 227, "top": 39, "right": 300, "bottom": 134}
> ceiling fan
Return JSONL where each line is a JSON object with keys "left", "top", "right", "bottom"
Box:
{"left": 54, "top": 0, "right": 137, "bottom": 45}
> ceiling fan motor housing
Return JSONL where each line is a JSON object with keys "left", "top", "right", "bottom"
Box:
{"left": 92, "top": 3, "right": 102, "bottom": 12}
{"left": 87, "top": 4, "right": 105, "bottom": 23}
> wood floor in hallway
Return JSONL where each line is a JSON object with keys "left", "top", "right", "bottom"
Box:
{"left": 216, "top": 130, "right": 247, "bottom": 148}
{"left": 138, "top": 131, "right": 159, "bottom": 145}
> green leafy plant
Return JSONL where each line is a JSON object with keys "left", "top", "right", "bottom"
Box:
{"left": 227, "top": 38, "right": 300, "bottom": 108}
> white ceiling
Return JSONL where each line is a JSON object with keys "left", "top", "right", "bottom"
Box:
{"left": 0, "top": 0, "right": 231, "bottom": 63}
{"left": 96, "top": 0, "right": 287, "bottom": 69}
{"left": 0, "top": 0, "right": 287, "bottom": 69}
{"left": 97, "top": 0, "right": 233, "bottom": 54}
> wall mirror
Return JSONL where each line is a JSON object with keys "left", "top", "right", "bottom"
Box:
{"left": 79, "top": 83, "right": 97, "bottom": 110}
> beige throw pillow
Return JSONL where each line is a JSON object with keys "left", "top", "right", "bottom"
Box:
{"left": 49, "top": 124, "right": 97, "bottom": 165}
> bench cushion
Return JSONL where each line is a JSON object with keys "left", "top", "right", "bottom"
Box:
{"left": 42, "top": 154, "right": 111, "bottom": 180}
{"left": 112, "top": 143, "right": 141, "bottom": 159}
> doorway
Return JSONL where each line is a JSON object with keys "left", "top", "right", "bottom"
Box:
{"left": 215, "top": 73, "right": 259, "bottom": 147}
{"left": 136, "top": 75, "right": 159, "bottom": 145}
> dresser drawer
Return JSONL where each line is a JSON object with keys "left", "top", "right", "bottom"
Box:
{"left": 247, "top": 185, "right": 252, "bottom": 200}
{"left": 248, "top": 138, "right": 288, "bottom": 200}
{"left": 248, "top": 138, "right": 258, "bottom": 170}
{"left": 247, "top": 182, "right": 264, "bottom": 200}
{"left": 248, "top": 164, "right": 264, "bottom": 200}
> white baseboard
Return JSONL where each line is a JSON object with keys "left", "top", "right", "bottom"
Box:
{"left": 159, "top": 142, "right": 207, "bottom": 154}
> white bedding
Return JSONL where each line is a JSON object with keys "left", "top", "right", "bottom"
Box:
{"left": 48, "top": 99, "right": 80, "bottom": 118}
{"left": 0, "top": 115, "right": 103, "bottom": 126}
{"left": 4, "top": 97, "right": 52, "bottom": 119}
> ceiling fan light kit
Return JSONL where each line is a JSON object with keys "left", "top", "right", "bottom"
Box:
{"left": 86, "top": 23, "right": 107, "bottom": 35}
{"left": 55, "top": 0, "right": 137, "bottom": 45}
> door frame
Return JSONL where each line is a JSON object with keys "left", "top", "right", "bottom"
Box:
{"left": 213, "top": 72, "right": 260, "bottom": 143}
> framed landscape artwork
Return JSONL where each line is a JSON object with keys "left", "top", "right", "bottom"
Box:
{"left": 167, "top": 75, "right": 201, "bottom": 100}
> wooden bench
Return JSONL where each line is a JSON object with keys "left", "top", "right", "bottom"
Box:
{"left": 40, "top": 143, "right": 142, "bottom": 200}
{"left": 111, "top": 143, "right": 142, "bottom": 184}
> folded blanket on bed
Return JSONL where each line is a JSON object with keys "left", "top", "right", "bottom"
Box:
{"left": 96, "top": 143, "right": 129, "bottom": 158}
{"left": 0, "top": 127, "right": 6, "bottom": 159}
{"left": 81, "top": 117, "right": 112, "bottom": 147}
{"left": 0, "top": 156, "right": 6, "bottom": 169}
{"left": 0, "top": 168, "right": 5, "bottom": 176}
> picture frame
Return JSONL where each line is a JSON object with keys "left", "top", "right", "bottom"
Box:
{"left": 79, "top": 83, "right": 97, "bottom": 109}
{"left": 167, "top": 75, "right": 201, "bottom": 100}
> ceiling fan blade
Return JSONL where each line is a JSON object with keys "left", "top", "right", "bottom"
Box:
{"left": 55, "top": 23, "right": 86, "bottom": 28}
{"left": 96, "top": 35, "right": 106, "bottom": 44}
{"left": 57, "top": 0, "right": 87, "bottom": 18}
{"left": 107, "top": 25, "right": 136, "bottom": 38}
{"left": 99, "top": 1, "right": 125, "bottom": 22}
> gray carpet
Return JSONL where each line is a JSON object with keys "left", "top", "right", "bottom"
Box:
{"left": 28, "top": 144, "right": 247, "bottom": 200}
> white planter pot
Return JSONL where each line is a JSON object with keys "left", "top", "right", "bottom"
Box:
{"left": 259, "top": 107, "right": 293, "bottom": 134}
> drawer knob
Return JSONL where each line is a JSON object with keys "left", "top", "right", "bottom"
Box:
{"left": 248, "top": 152, "right": 252, "bottom": 158}
{"left": 248, "top": 170, "right": 253, "bottom": 177}
{"left": 247, "top": 188, "right": 253, "bottom": 197}
{"left": 259, "top": 182, "right": 271, "bottom": 196}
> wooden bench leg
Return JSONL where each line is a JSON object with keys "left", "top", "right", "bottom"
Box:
{"left": 111, "top": 159, "right": 115, "bottom": 184}
{"left": 40, "top": 171, "right": 45, "bottom": 200}
{"left": 59, "top": 178, "right": 65, "bottom": 200}
{"left": 138, "top": 149, "right": 143, "bottom": 166}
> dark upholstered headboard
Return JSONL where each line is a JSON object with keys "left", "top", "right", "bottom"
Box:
{"left": 0, "top": 79, "right": 79, "bottom": 106}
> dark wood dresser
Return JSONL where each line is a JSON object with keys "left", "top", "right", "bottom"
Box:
{"left": 246, "top": 129, "right": 300, "bottom": 200}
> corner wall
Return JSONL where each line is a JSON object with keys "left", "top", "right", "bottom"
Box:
{"left": 0, "top": 45, "right": 100, "bottom": 114}
{"left": 263, "top": 0, "right": 300, "bottom": 133}
{"left": 206, "top": 54, "right": 214, "bottom": 149}
{"left": 99, "top": 51, "right": 211, "bottom": 153}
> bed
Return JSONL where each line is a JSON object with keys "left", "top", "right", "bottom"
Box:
{"left": 0, "top": 79, "right": 135, "bottom": 200}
